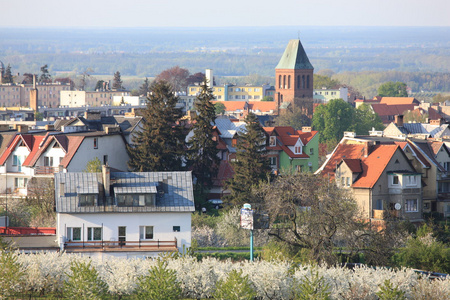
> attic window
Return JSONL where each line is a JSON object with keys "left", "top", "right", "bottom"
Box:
{"left": 294, "top": 146, "right": 302, "bottom": 154}
{"left": 395, "top": 159, "right": 400, "bottom": 164}
{"left": 79, "top": 194, "right": 96, "bottom": 206}
{"left": 269, "top": 136, "right": 276, "bottom": 147}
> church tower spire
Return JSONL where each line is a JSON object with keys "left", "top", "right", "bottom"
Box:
{"left": 275, "top": 39, "right": 314, "bottom": 107}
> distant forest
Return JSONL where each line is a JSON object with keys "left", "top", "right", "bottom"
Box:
{"left": 1, "top": 26, "right": 449, "bottom": 98}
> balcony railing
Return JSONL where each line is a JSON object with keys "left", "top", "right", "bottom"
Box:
{"left": 372, "top": 209, "right": 400, "bottom": 219}
{"left": 35, "top": 166, "right": 59, "bottom": 175}
{"left": 64, "top": 238, "right": 178, "bottom": 252}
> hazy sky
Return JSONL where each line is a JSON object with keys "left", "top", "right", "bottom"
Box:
{"left": 2, "top": 0, "right": 449, "bottom": 27}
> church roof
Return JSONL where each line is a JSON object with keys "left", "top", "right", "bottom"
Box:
{"left": 275, "top": 39, "right": 314, "bottom": 70}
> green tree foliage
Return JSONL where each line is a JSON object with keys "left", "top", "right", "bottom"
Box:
{"left": 34, "top": 111, "right": 44, "bottom": 121}
{"left": 0, "top": 249, "right": 24, "bottom": 298}
{"left": 2, "top": 64, "right": 13, "bottom": 84}
{"left": 127, "top": 81, "right": 186, "bottom": 172}
{"left": 257, "top": 172, "right": 365, "bottom": 265}
{"left": 313, "top": 74, "right": 340, "bottom": 89}
{"left": 186, "top": 81, "right": 220, "bottom": 203}
{"left": 214, "top": 102, "right": 225, "bottom": 115}
{"left": 312, "top": 99, "right": 354, "bottom": 143}
{"left": 378, "top": 81, "right": 408, "bottom": 97}
{"left": 352, "top": 103, "right": 384, "bottom": 135}
{"left": 22, "top": 73, "right": 34, "bottom": 84}
{"left": 292, "top": 269, "right": 331, "bottom": 300}
{"left": 391, "top": 227, "right": 450, "bottom": 273}
{"left": 39, "top": 64, "right": 52, "bottom": 83}
{"left": 213, "top": 269, "right": 256, "bottom": 300}
{"left": 112, "top": 71, "right": 124, "bottom": 90}
{"left": 135, "top": 260, "right": 181, "bottom": 300}
{"left": 139, "top": 77, "right": 151, "bottom": 96}
{"left": 84, "top": 157, "right": 102, "bottom": 173}
{"left": 25, "top": 178, "right": 56, "bottom": 227}
{"left": 275, "top": 106, "right": 311, "bottom": 130}
{"left": 94, "top": 80, "right": 105, "bottom": 91}
{"left": 64, "top": 260, "right": 108, "bottom": 300}
{"left": 225, "top": 112, "right": 271, "bottom": 206}
{"left": 403, "top": 110, "right": 428, "bottom": 123}
{"left": 376, "top": 280, "right": 406, "bottom": 300}
{"left": 261, "top": 96, "right": 273, "bottom": 101}
{"left": 432, "top": 93, "right": 450, "bottom": 103}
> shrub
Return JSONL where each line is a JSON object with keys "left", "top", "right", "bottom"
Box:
{"left": 292, "top": 269, "right": 331, "bottom": 300}
{"left": 0, "top": 249, "right": 24, "bottom": 298}
{"left": 135, "top": 260, "right": 181, "bottom": 300}
{"left": 64, "top": 260, "right": 108, "bottom": 300}
{"left": 213, "top": 269, "right": 256, "bottom": 300}
{"left": 376, "top": 279, "right": 406, "bottom": 300}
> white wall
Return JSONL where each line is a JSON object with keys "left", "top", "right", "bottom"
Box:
{"left": 60, "top": 91, "right": 87, "bottom": 107}
{"left": 57, "top": 212, "right": 192, "bottom": 253}
{"left": 67, "top": 135, "right": 130, "bottom": 172}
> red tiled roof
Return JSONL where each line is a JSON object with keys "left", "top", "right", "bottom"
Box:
{"left": 380, "top": 97, "right": 419, "bottom": 105}
{"left": 59, "top": 136, "right": 85, "bottom": 168}
{"left": 321, "top": 143, "right": 400, "bottom": 188}
{"left": 342, "top": 159, "right": 362, "bottom": 173}
{"left": 22, "top": 136, "right": 46, "bottom": 166}
{"left": 0, "top": 135, "right": 21, "bottom": 165}
{"left": 248, "top": 101, "right": 277, "bottom": 112}
{"left": 212, "top": 101, "right": 247, "bottom": 112}
{"left": 213, "top": 160, "right": 234, "bottom": 187}
{"left": 429, "top": 141, "right": 444, "bottom": 156}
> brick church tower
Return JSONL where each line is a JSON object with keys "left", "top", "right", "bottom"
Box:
{"left": 275, "top": 39, "right": 314, "bottom": 107}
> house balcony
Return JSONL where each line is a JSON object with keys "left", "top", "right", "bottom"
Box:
{"left": 372, "top": 209, "right": 400, "bottom": 220}
{"left": 389, "top": 188, "right": 420, "bottom": 195}
{"left": 63, "top": 238, "right": 178, "bottom": 253}
{"left": 34, "top": 166, "right": 59, "bottom": 175}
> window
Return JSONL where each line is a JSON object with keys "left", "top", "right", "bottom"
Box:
{"left": 346, "top": 177, "right": 351, "bottom": 187}
{"left": 269, "top": 136, "right": 276, "bottom": 147}
{"left": 270, "top": 157, "right": 277, "bottom": 166}
{"left": 93, "top": 138, "right": 98, "bottom": 149}
{"left": 375, "top": 199, "right": 383, "bottom": 210}
{"left": 87, "top": 227, "right": 102, "bottom": 241}
{"left": 44, "top": 156, "right": 53, "bottom": 167}
{"left": 67, "top": 227, "right": 81, "bottom": 241}
{"left": 15, "top": 177, "right": 28, "bottom": 188}
{"left": 248, "top": 88, "right": 252, "bottom": 92}
{"left": 12, "top": 155, "right": 18, "bottom": 166}
{"left": 103, "top": 155, "right": 108, "bottom": 165}
{"left": 341, "top": 177, "right": 345, "bottom": 186}
{"left": 294, "top": 146, "right": 302, "bottom": 154}
{"left": 117, "top": 194, "right": 155, "bottom": 207}
{"left": 392, "top": 175, "right": 399, "bottom": 185}
{"left": 405, "top": 175, "right": 417, "bottom": 186}
{"left": 139, "top": 226, "right": 154, "bottom": 240}
{"left": 405, "top": 199, "right": 418, "bottom": 212}
{"left": 173, "top": 226, "right": 180, "bottom": 232}
{"left": 444, "top": 162, "right": 450, "bottom": 172}
{"left": 79, "top": 194, "right": 96, "bottom": 206}
{"left": 309, "top": 148, "right": 314, "bottom": 155}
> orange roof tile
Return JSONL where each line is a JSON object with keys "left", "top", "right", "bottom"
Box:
{"left": 321, "top": 143, "right": 400, "bottom": 188}
{"left": 59, "top": 136, "right": 85, "bottom": 168}
{"left": 342, "top": 159, "right": 362, "bottom": 173}
{"left": 212, "top": 101, "right": 247, "bottom": 112}
{"left": 380, "top": 97, "right": 419, "bottom": 105}
{"left": 22, "top": 136, "right": 46, "bottom": 166}
{"left": 248, "top": 101, "right": 277, "bottom": 112}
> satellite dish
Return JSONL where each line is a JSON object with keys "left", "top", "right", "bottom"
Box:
{"left": 394, "top": 203, "right": 401, "bottom": 210}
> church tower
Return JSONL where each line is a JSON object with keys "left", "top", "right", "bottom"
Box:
{"left": 275, "top": 39, "right": 314, "bottom": 106}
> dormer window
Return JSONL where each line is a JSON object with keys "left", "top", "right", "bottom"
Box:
{"left": 79, "top": 194, "right": 96, "bottom": 206}
{"left": 269, "top": 136, "right": 276, "bottom": 147}
{"left": 295, "top": 146, "right": 302, "bottom": 154}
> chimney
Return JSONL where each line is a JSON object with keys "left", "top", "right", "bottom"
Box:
{"left": 205, "top": 69, "right": 213, "bottom": 89}
{"left": 302, "top": 126, "right": 312, "bottom": 132}
{"left": 30, "top": 75, "right": 39, "bottom": 112}
{"left": 102, "top": 164, "right": 110, "bottom": 197}
{"left": 15, "top": 124, "right": 28, "bottom": 133}
{"left": 105, "top": 126, "right": 120, "bottom": 134}
{"left": 45, "top": 124, "right": 54, "bottom": 131}
{"left": 363, "top": 141, "right": 370, "bottom": 157}
{"left": 394, "top": 115, "right": 404, "bottom": 127}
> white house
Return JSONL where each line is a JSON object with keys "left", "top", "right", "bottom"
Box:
{"left": 54, "top": 168, "right": 195, "bottom": 259}
{"left": 0, "top": 129, "right": 130, "bottom": 197}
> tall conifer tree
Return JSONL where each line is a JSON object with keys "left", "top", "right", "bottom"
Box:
{"left": 2, "top": 64, "right": 13, "bottom": 84}
{"left": 127, "top": 81, "right": 186, "bottom": 171}
{"left": 186, "top": 80, "right": 220, "bottom": 202}
{"left": 225, "top": 112, "right": 271, "bottom": 206}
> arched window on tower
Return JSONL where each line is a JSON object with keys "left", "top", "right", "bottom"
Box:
{"left": 302, "top": 75, "right": 305, "bottom": 89}
{"left": 279, "top": 75, "right": 282, "bottom": 89}
{"left": 288, "top": 75, "right": 291, "bottom": 89}
{"left": 307, "top": 75, "right": 310, "bottom": 89}
{"left": 283, "top": 75, "right": 286, "bottom": 89}
{"left": 297, "top": 75, "right": 300, "bottom": 88}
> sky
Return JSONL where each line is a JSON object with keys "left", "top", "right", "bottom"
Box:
{"left": 2, "top": 0, "right": 449, "bottom": 27}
